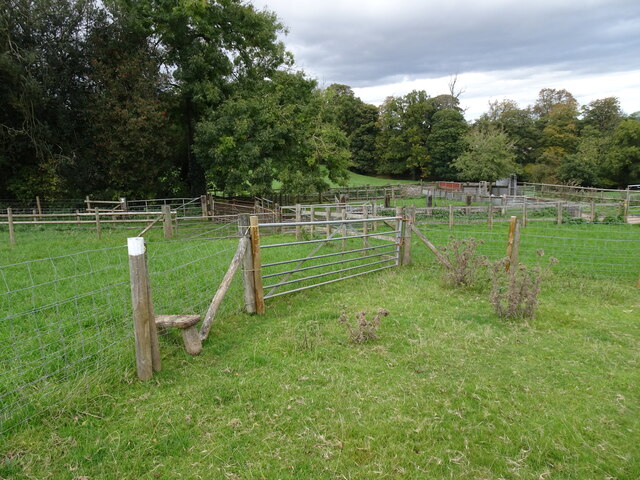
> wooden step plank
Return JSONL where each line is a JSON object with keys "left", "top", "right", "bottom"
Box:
{"left": 155, "top": 314, "right": 201, "bottom": 329}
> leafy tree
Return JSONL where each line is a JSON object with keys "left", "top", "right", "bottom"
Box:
{"left": 0, "top": 0, "right": 99, "bottom": 199}
{"left": 453, "top": 128, "right": 518, "bottom": 188}
{"left": 324, "top": 84, "right": 379, "bottom": 174}
{"left": 80, "top": 10, "right": 179, "bottom": 198}
{"left": 580, "top": 97, "right": 624, "bottom": 134}
{"left": 194, "top": 71, "right": 350, "bottom": 196}
{"left": 558, "top": 127, "right": 609, "bottom": 186}
{"left": 426, "top": 109, "right": 467, "bottom": 179}
{"left": 605, "top": 119, "right": 640, "bottom": 186}
{"left": 130, "top": 0, "right": 290, "bottom": 194}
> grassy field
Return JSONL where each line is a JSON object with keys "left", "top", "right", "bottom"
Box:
{"left": 1, "top": 224, "right": 639, "bottom": 479}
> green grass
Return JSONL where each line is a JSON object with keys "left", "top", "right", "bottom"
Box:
{"left": 337, "top": 172, "right": 418, "bottom": 187}
{"left": 1, "top": 225, "right": 639, "bottom": 479}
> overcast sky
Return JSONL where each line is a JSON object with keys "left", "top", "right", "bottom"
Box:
{"left": 250, "top": 0, "right": 640, "bottom": 120}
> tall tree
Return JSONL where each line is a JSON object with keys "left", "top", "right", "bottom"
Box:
{"left": 194, "top": 71, "right": 350, "bottom": 196}
{"left": 426, "top": 109, "right": 467, "bottom": 179}
{"left": 605, "top": 119, "right": 640, "bottom": 186}
{"left": 131, "top": 0, "right": 290, "bottom": 194}
{"left": 453, "top": 127, "right": 518, "bottom": 188}
{"left": 580, "top": 97, "right": 624, "bottom": 134}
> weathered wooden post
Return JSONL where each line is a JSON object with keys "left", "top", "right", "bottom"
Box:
{"left": 120, "top": 197, "right": 128, "bottom": 213}
{"left": 362, "top": 205, "right": 369, "bottom": 251}
{"left": 162, "top": 205, "right": 173, "bottom": 239}
{"left": 623, "top": 200, "right": 629, "bottom": 223}
{"left": 200, "top": 194, "right": 208, "bottom": 218}
{"left": 127, "top": 237, "right": 161, "bottom": 381}
{"left": 238, "top": 215, "right": 256, "bottom": 314}
{"left": 395, "top": 206, "right": 403, "bottom": 265}
{"left": 325, "top": 206, "right": 331, "bottom": 238}
{"left": 402, "top": 207, "right": 412, "bottom": 265}
{"left": 448, "top": 205, "right": 454, "bottom": 229}
{"left": 505, "top": 216, "right": 521, "bottom": 273}
{"left": 7, "top": 208, "right": 15, "bottom": 246}
{"left": 36, "top": 196, "right": 42, "bottom": 219}
{"left": 249, "top": 215, "right": 265, "bottom": 315}
{"left": 522, "top": 198, "right": 528, "bottom": 228}
{"left": 95, "top": 209, "right": 101, "bottom": 239}
{"left": 75, "top": 209, "right": 80, "bottom": 226}
{"left": 310, "top": 206, "right": 315, "bottom": 237}
{"left": 556, "top": 202, "right": 563, "bottom": 225}
{"left": 488, "top": 200, "right": 494, "bottom": 229}
{"left": 590, "top": 201, "right": 596, "bottom": 222}
{"left": 341, "top": 207, "right": 347, "bottom": 251}
{"left": 295, "top": 204, "right": 302, "bottom": 241}
{"left": 85, "top": 195, "right": 91, "bottom": 213}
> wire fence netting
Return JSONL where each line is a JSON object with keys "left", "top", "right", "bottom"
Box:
{"left": 0, "top": 235, "right": 242, "bottom": 434}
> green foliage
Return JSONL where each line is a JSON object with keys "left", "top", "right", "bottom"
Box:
{"left": 605, "top": 118, "right": 640, "bottom": 186}
{"left": 194, "top": 72, "right": 350, "bottom": 196}
{"left": 454, "top": 128, "right": 519, "bottom": 183}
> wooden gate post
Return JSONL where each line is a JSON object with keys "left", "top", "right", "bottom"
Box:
{"left": 7, "top": 208, "right": 15, "bottom": 246}
{"left": 162, "top": 205, "right": 173, "bottom": 239}
{"left": 249, "top": 216, "right": 265, "bottom": 314}
{"left": 505, "top": 216, "right": 521, "bottom": 273}
{"left": 325, "top": 206, "right": 331, "bottom": 238}
{"left": 238, "top": 215, "right": 256, "bottom": 314}
{"left": 127, "top": 237, "right": 161, "bottom": 380}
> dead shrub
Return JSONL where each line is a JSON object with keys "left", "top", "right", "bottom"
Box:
{"left": 441, "top": 236, "right": 486, "bottom": 287}
{"left": 339, "top": 308, "right": 389, "bottom": 344}
{"left": 489, "top": 250, "right": 558, "bottom": 321}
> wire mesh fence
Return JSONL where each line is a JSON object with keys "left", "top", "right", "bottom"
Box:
{"left": 414, "top": 221, "right": 640, "bottom": 282}
{"left": 0, "top": 234, "right": 243, "bottom": 434}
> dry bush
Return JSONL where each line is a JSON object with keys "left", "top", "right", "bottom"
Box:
{"left": 489, "top": 250, "right": 558, "bottom": 321}
{"left": 339, "top": 308, "right": 389, "bottom": 344}
{"left": 441, "top": 236, "right": 486, "bottom": 287}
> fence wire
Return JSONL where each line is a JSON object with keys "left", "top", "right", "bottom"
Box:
{"left": 415, "top": 221, "right": 640, "bottom": 281}
{"left": 0, "top": 236, "right": 243, "bottom": 434}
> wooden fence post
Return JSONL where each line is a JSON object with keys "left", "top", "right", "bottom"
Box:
{"left": 448, "top": 205, "right": 454, "bottom": 229}
{"left": 200, "top": 195, "right": 208, "bottom": 218}
{"left": 373, "top": 203, "right": 378, "bottom": 231}
{"left": 310, "top": 206, "right": 315, "bottom": 237}
{"left": 36, "top": 196, "right": 42, "bottom": 219}
{"left": 623, "top": 200, "right": 629, "bottom": 223}
{"left": 95, "top": 209, "right": 101, "bottom": 239}
{"left": 396, "top": 206, "right": 404, "bottom": 265}
{"left": 325, "top": 206, "right": 331, "bottom": 238}
{"left": 127, "top": 237, "right": 161, "bottom": 381}
{"left": 505, "top": 216, "right": 521, "bottom": 273}
{"left": 249, "top": 215, "right": 265, "bottom": 314}
{"left": 162, "top": 205, "right": 173, "bottom": 239}
{"left": 7, "top": 208, "right": 15, "bottom": 245}
{"left": 522, "top": 198, "right": 527, "bottom": 228}
{"left": 238, "top": 215, "right": 256, "bottom": 314}
{"left": 590, "top": 201, "right": 596, "bottom": 222}
{"left": 85, "top": 195, "right": 91, "bottom": 213}
{"left": 488, "top": 198, "right": 494, "bottom": 229}
{"left": 362, "top": 206, "right": 369, "bottom": 251}
{"left": 557, "top": 202, "right": 563, "bottom": 225}
{"left": 295, "top": 203, "right": 302, "bottom": 241}
{"left": 341, "top": 207, "right": 346, "bottom": 251}
{"left": 402, "top": 207, "right": 412, "bottom": 265}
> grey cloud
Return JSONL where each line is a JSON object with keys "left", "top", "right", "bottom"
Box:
{"left": 255, "top": 0, "right": 640, "bottom": 87}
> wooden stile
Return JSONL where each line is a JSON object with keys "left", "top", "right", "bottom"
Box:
{"left": 199, "top": 236, "right": 250, "bottom": 340}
